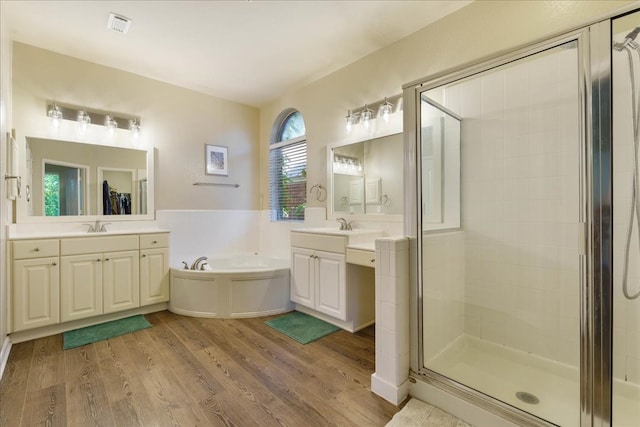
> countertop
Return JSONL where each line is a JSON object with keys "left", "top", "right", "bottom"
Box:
{"left": 8, "top": 229, "right": 170, "bottom": 240}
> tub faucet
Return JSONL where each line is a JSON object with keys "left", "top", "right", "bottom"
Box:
{"left": 336, "top": 217, "right": 351, "bottom": 231}
{"left": 182, "top": 261, "right": 189, "bottom": 269}
{"left": 191, "top": 256, "right": 208, "bottom": 270}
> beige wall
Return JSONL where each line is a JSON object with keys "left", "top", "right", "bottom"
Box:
{"left": 12, "top": 43, "right": 260, "bottom": 212}
{"left": 258, "top": 0, "right": 635, "bottom": 210}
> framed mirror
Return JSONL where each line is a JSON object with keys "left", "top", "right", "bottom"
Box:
{"left": 18, "top": 136, "right": 154, "bottom": 222}
{"left": 328, "top": 132, "right": 404, "bottom": 220}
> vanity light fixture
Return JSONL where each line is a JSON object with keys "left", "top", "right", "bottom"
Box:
{"left": 105, "top": 114, "right": 118, "bottom": 136}
{"left": 361, "top": 105, "right": 373, "bottom": 129}
{"left": 77, "top": 109, "right": 91, "bottom": 132}
{"left": 345, "top": 93, "right": 402, "bottom": 131}
{"left": 380, "top": 97, "right": 393, "bottom": 123}
{"left": 47, "top": 104, "right": 63, "bottom": 128}
{"left": 45, "top": 102, "right": 141, "bottom": 137}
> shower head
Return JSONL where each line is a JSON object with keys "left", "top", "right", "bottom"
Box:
{"left": 614, "top": 26, "right": 640, "bottom": 51}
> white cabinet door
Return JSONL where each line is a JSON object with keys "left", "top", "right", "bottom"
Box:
{"left": 140, "top": 247, "right": 169, "bottom": 305}
{"left": 315, "top": 251, "right": 346, "bottom": 320}
{"left": 12, "top": 257, "right": 60, "bottom": 331}
{"left": 103, "top": 250, "right": 140, "bottom": 314}
{"left": 61, "top": 253, "right": 103, "bottom": 322}
{"left": 291, "top": 247, "right": 315, "bottom": 307}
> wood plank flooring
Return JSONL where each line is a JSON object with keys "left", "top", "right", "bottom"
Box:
{"left": 0, "top": 311, "right": 400, "bottom": 426}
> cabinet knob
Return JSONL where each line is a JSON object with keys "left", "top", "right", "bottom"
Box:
{"left": 152, "top": 240, "right": 158, "bottom": 244}
{"left": 33, "top": 248, "right": 39, "bottom": 252}
{"left": 141, "top": 254, "right": 147, "bottom": 258}
{"left": 370, "top": 259, "right": 375, "bottom": 263}
{"left": 52, "top": 262, "right": 57, "bottom": 266}
{"left": 96, "top": 259, "right": 102, "bottom": 262}
{"left": 104, "top": 258, "right": 110, "bottom": 261}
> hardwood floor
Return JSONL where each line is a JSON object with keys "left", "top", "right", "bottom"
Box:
{"left": 0, "top": 311, "right": 400, "bottom": 426}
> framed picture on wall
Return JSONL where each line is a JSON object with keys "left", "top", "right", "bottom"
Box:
{"left": 205, "top": 144, "right": 228, "bottom": 176}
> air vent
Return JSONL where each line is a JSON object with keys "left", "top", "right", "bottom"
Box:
{"left": 107, "top": 13, "right": 132, "bottom": 34}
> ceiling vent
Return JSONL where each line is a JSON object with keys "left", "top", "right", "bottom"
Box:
{"left": 107, "top": 13, "right": 132, "bottom": 34}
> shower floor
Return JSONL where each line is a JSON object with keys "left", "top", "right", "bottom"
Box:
{"left": 426, "top": 335, "right": 640, "bottom": 427}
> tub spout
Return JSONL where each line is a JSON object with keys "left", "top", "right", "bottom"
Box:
{"left": 191, "top": 256, "right": 208, "bottom": 270}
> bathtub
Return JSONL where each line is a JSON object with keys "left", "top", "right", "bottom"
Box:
{"left": 169, "top": 254, "right": 293, "bottom": 318}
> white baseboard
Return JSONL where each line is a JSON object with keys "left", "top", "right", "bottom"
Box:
{"left": 0, "top": 336, "right": 11, "bottom": 381}
{"left": 8, "top": 303, "right": 168, "bottom": 344}
{"left": 371, "top": 373, "right": 409, "bottom": 405}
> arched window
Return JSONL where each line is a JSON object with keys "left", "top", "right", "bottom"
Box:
{"left": 269, "top": 109, "right": 307, "bottom": 221}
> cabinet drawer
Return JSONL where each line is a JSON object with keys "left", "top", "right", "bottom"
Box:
{"left": 346, "top": 248, "right": 376, "bottom": 268}
{"left": 61, "top": 235, "right": 139, "bottom": 255}
{"left": 291, "top": 232, "right": 346, "bottom": 253}
{"left": 140, "top": 233, "right": 169, "bottom": 249}
{"left": 13, "top": 239, "right": 59, "bottom": 259}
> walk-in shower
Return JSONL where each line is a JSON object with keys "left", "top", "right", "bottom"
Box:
{"left": 405, "top": 9, "right": 639, "bottom": 427}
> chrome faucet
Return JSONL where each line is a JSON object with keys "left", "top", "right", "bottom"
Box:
{"left": 336, "top": 217, "right": 352, "bottom": 231}
{"left": 83, "top": 220, "right": 111, "bottom": 233}
{"left": 191, "top": 256, "right": 208, "bottom": 270}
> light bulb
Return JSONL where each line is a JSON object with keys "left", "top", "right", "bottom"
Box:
{"left": 47, "top": 104, "right": 63, "bottom": 128}
{"left": 345, "top": 110, "right": 354, "bottom": 133}
{"left": 381, "top": 98, "right": 393, "bottom": 123}
{"left": 77, "top": 110, "right": 91, "bottom": 133}
{"left": 361, "top": 106, "right": 373, "bottom": 129}
{"left": 105, "top": 115, "right": 118, "bottom": 136}
{"left": 130, "top": 119, "right": 141, "bottom": 140}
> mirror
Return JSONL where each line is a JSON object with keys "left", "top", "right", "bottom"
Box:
{"left": 21, "top": 137, "right": 151, "bottom": 221}
{"left": 330, "top": 133, "right": 403, "bottom": 217}
{"left": 420, "top": 95, "right": 461, "bottom": 230}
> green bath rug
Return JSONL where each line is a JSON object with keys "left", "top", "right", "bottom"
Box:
{"left": 265, "top": 311, "right": 340, "bottom": 344}
{"left": 63, "top": 315, "right": 152, "bottom": 350}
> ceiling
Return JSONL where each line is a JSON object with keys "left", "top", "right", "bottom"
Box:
{"left": 3, "top": 1, "right": 469, "bottom": 107}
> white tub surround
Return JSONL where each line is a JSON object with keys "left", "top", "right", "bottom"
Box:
{"left": 169, "top": 254, "right": 291, "bottom": 318}
{"left": 290, "top": 228, "right": 382, "bottom": 332}
{"left": 371, "top": 236, "right": 410, "bottom": 405}
{"left": 8, "top": 228, "right": 169, "bottom": 343}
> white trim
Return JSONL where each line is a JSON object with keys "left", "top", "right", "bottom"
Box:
{"left": 8, "top": 303, "right": 167, "bottom": 344}
{"left": 371, "top": 373, "right": 409, "bottom": 405}
{"left": 0, "top": 336, "right": 11, "bottom": 381}
{"left": 408, "top": 377, "right": 519, "bottom": 427}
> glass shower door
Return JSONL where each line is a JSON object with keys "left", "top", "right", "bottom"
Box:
{"left": 418, "top": 39, "right": 583, "bottom": 426}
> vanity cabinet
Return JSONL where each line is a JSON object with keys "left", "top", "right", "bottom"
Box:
{"left": 291, "top": 246, "right": 346, "bottom": 320}
{"left": 290, "top": 229, "right": 380, "bottom": 331}
{"left": 140, "top": 233, "right": 170, "bottom": 305}
{"left": 11, "top": 239, "right": 60, "bottom": 332}
{"left": 9, "top": 231, "right": 169, "bottom": 333}
{"left": 60, "top": 235, "right": 140, "bottom": 322}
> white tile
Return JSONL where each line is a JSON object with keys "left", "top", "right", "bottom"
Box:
{"left": 375, "top": 352, "right": 393, "bottom": 380}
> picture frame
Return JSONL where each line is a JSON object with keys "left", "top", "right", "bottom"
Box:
{"left": 205, "top": 144, "right": 228, "bottom": 176}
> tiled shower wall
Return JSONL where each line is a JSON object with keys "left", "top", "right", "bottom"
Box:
{"left": 613, "top": 45, "right": 640, "bottom": 384}
{"left": 423, "top": 231, "right": 465, "bottom": 363}
{"left": 429, "top": 44, "right": 583, "bottom": 367}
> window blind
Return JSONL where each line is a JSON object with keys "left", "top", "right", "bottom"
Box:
{"left": 269, "top": 138, "right": 307, "bottom": 221}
